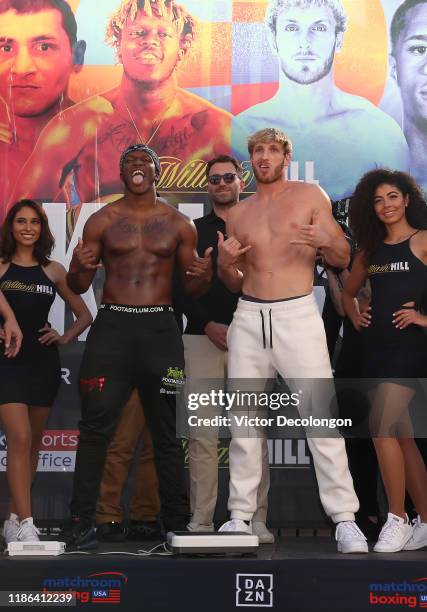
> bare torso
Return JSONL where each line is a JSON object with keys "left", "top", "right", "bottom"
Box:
{"left": 236, "top": 89, "right": 409, "bottom": 201}
{"left": 95, "top": 199, "right": 183, "bottom": 305}
{"left": 10, "top": 87, "right": 231, "bottom": 206}
{"left": 0, "top": 97, "right": 74, "bottom": 216}
{"left": 231, "top": 182, "right": 317, "bottom": 300}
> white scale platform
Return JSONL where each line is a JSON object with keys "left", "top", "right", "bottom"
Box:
{"left": 167, "top": 532, "right": 259, "bottom": 554}
{"left": 7, "top": 541, "right": 65, "bottom": 556}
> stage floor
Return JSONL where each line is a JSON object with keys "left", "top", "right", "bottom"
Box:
{"left": 1, "top": 535, "right": 426, "bottom": 611}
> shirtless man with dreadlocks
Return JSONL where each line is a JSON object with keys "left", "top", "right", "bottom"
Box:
{"left": 6, "top": 0, "right": 231, "bottom": 208}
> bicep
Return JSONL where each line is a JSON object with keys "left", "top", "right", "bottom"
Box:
{"left": 82, "top": 218, "right": 103, "bottom": 261}
{"left": 176, "top": 220, "right": 198, "bottom": 279}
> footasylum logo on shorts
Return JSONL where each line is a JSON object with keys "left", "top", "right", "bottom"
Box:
{"left": 236, "top": 574, "right": 273, "bottom": 607}
{"left": 161, "top": 367, "right": 185, "bottom": 394}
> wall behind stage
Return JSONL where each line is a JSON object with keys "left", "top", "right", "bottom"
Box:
{"left": 0, "top": 0, "right": 422, "bottom": 221}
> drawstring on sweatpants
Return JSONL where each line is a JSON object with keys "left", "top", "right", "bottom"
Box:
{"left": 260, "top": 310, "right": 266, "bottom": 349}
{"left": 259, "top": 309, "right": 273, "bottom": 349}
{"left": 269, "top": 309, "right": 273, "bottom": 348}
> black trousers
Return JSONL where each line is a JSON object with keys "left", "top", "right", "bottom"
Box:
{"left": 70, "top": 305, "right": 189, "bottom": 531}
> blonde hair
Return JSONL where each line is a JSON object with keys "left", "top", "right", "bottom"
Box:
{"left": 248, "top": 128, "right": 292, "bottom": 156}
{"left": 106, "top": 0, "right": 197, "bottom": 56}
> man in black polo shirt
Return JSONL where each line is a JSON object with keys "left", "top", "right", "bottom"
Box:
{"left": 182, "top": 155, "right": 273, "bottom": 543}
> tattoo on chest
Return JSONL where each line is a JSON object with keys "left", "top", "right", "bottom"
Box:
{"left": 142, "top": 217, "right": 168, "bottom": 235}
{"left": 100, "top": 122, "right": 136, "bottom": 152}
{"left": 98, "top": 110, "right": 208, "bottom": 157}
{"left": 117, "top": 217, "right": 140, "bottom": 234}
{"left": 115, "top": 216, "right": 169, "bottom": 237}
{"left": 157, "top": 125, "right": 193, "bottom": 154}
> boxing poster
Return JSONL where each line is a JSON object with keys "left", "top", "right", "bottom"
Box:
{"left": 0, "top": 0, "right": 424, "bottom": 224}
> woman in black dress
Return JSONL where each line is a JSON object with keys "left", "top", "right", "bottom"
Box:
{"left": 343, "top": 170, "right": 427, "bottom": 553}
{"left": 0, "top": 200, "right": 92, "bottom": 543}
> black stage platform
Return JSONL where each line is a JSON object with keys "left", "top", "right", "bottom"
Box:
{"left": 1, "top": 533, "right": 426, "bottom": 611}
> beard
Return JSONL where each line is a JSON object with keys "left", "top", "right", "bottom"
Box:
{"left": 280, "top": 44, "right": 336, "bottom": 85}
{"left": 253, "top": 161, "right": 285, "bottom": 184}
{"left": 123, "top": 57, "right": 179, "bottom": 91}
{"left": 211, "top": 191, "right": 238, "bottom": 207}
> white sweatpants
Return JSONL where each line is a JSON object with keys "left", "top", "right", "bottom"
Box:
{"left": 183, "top": 334, "right": 270, "bottom": 525}
{"left": 227, "top": 293, "right": 359, "bottom": 523}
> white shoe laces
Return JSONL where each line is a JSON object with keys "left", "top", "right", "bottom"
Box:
{"left": 17, "top": 521, "right": 41, "bottom": 541}
{"left": 378, "top": 517, "right": 405, "bottom": 543}
{"left": 337, "top": 521, "right": 365, "bottom": 540}
{"left": 221, "top": 519, "right": 249, "bottom": 532}
{"left": 412, "top": 516, "right": 422, "bottom": 530}
{"left": 228, "top": 520, "right": 243, "bottom": 531}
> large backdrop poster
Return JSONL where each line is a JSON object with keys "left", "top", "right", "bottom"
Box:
{"left": 0, "top": 0, "right": 424, "bottom": 222}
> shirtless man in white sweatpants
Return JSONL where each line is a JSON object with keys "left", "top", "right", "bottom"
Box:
{"left": 217, "top": 127, "right": 368, "bottom": 553}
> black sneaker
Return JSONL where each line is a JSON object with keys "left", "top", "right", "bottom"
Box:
{"left": 127, "top": 520, "right": 162, "bottom": 541}
{"left": 97, "top": 521, "right": 127, "bottom": 542}
{"left": 59, "top": 517, "right": 98, "bottom": 551}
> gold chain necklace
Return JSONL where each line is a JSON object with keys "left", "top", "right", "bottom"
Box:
{"left": 124, "top": 101, "right": 167, "bottom": 146}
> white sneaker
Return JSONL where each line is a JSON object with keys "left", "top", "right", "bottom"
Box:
{"left": 218, "top": 519, "right": 252, "bottom": 535}
{"left": 187, "top": 522, "right": 214, "bottom": 532}
{"left": 335, "top": 521, "right": 368, "bottom": 553}
{"left": 17, "top": 517, "right": 40, "bottom": 542}
{"left": 252, "top": 521, "right": 275, "bottom": 544}
{"left": 2, "top": 515, "right": 19, "bottom": 544}
{"left": 403, "top": 516, "right": 427, "bottom": 551}
{"left": 373, "top": 513, "right": 413, "bottom": 553}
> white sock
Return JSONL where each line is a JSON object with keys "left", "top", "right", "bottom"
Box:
{"left": 9, "top": 513, "right": 19, "bottom": 523}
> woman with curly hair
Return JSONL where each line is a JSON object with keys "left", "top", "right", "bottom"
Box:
{"left": 0, "top": 200, "right": 92, "bottom": 544}
{"left": 343, "top": 169, "right": 427, "bottom": 553}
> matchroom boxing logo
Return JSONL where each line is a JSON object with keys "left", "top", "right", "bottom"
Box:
{"left": 236, "top": 574, "right": 273, "bottom": 608}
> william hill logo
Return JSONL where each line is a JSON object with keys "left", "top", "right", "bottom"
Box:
{"left": 368, "top": 261, "right": 410, "bottom": 275}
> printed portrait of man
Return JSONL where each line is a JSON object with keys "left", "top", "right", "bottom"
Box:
{"left": 233, "top": 0, "right": 410, "bottom": 201}
{"left": 0, "top": 0, "right": 86, "bottom": 221}
{"left": 389, "top": 0, "right": 427, "bottom": 193}
{"left": 6, "top": 0, "right": 232, "bottom": 208}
